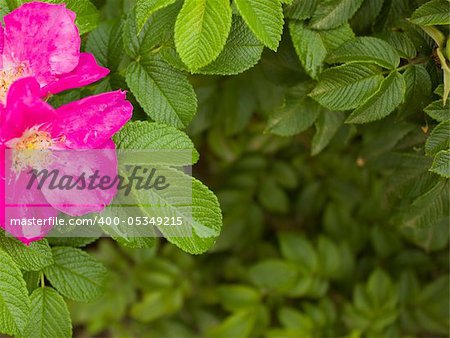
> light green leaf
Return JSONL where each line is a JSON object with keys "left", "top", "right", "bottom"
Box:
{"left": 217, "top": 285, "right": 260, "bottom": 312}
{"left": 346, "top": 71, "right": 406, "bottom": 123}
{"left": 310, "top": 63, "right": 383, "bottom": 111}
{"left": 425, "top": 120, "right": 450, "bottom": 156}
{"left": 317, "top": 236, "right": 341, "bottom": 278}
{"left": 311, "top": 111, "right": 345, "bottom": 156}
{"left": 131, "top": 167, "right": 223, "bottom": 254}
{"left": 197, "top": 15, "right": 264, "bottom": 75}
{"left": 430, "top": 150, "right": 450, "bottom": 178}
{"left": 319, "top": 23, "right": 355, "bottom": 50}
{"left": 44, "top": 247, "right": 107, "bottom": 302}
{"left": 234, "top": 0, "right": 284, "bottom": 51}
{"left": 23, "top": 287, "right": 72, "bottom": 338}
{"left": 285, "top": 0, "right": 317, "bottom": 20}
{"left": 425, "top": 99, "right": 450, "bottom": 122}
{"left": 268, "top": 84, "right": 322, "bottom": 136}
{"left": 113, "top": 121, "right": 199, "bottom": 165}
{"left": 279, "top": 233, "right": 318, "bottom": 271}
{"left": 0, "top": 0, "right": 15, "bottom": 19}
{"left": 0, "top": 235, "right": 53, "bottom": 271}
{"left": 207, "top": 309, "right": 257, "bottom": 338}
{"left": 310, "top": 0, "right": 364, "bottom": 30}
{"left": 174, "top": 0, "right": 232, "bottom": 70}
{"left": 126, "top": 55, "right": 197, "bottom": 128}
{"left": 289, "top": 21, "right": 326, "bottom": 79}
{"left": 0, "top": 249, "right": 30, "bottom": 336}
{"left": 327, "top": 37, "right": 401, "bottom": 69}
{"left": 410, "top": 0, "right": 450, "bottom": 26}
{"left": 135, "top": 0, "right": 177, "bottom": 33}
{"left": 130, "top": 289, "right": 183, "bottom": 322}
{"left": 249, "top": 260, "right": 299, "bottom": 292}
{"left": 290, "top": 22, "right": 354, "bottom": 79}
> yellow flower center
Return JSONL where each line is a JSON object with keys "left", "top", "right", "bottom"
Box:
{"left": 0, "top": 64, "right": 27, "bottom": 103}
{"left": 7, "top": 128, "right": 57, "bottom": 173}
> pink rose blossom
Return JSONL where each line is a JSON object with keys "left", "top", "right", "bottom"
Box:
{"left": 0, "top": 3, "right": 133, "bottom": 244}
{"left": 0, "top": 2, "right": 109, "bottom": 104}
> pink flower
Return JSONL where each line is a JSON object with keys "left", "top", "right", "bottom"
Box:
{"left": 0, "top": 3, "right": 133, "bottom": 244}
{"left": 0, "top": 2, "right": 109, "bottom": 105}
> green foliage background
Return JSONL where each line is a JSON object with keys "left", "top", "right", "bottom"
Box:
{"left": 0, "top": 0, "right": 449, "bottom": 337}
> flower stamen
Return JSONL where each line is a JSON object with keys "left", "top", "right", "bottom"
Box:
{"left": 0, "top": 64, "right": 27, "bottom": 103}
{"left": 6, "top": 127, "right": 62, "bottom": 173}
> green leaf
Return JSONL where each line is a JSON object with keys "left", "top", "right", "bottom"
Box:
{"left": 310, "top": 63, "right": 383, "bottom": 111}
{"left": 234, "top": 0, "right": 284, "bottom": 51}
{"left": 249, "top": 259, "right": 299, "bottom": 292}
{"left": 400, "top": 65, "right": 432, "bottom": 114}
{"left": 23, "top": 287, "right": 72, "bottom": 338}
{"left": 351, "top": 0, "right": 384, "bottom": 31}
{"left": 327, "top": 37, "right": 401, "bottom": 69}
{"left": 174, "top": 0, "right": 232, "bottom": 70}
{"left": 257, "top": 178, "right": 289, "bottom": 213}
{"left": 86, "top": 21, "right": 126, "bottom": 72}
{"left": 410, "top": 0, "right": 450, "bottom": 26}
{"left": 130, "top": 289, "right": 183, "bottom": 322}
{"left": 0, "top": 249, "right": 30, "bottom": 336}
{"left": 197, "top": 15, "right": 264, "bottom": 75}
{"left": 319, "top": 23, "right": 355, "bottom": 51}
{"left": 126, "top": 55, "right": 197, "bottom": 128}
{"left": 425, "top": 120, "right": 450, "bottom": 156}
{"left": 268, "top": 83, "right": 322, "bottom": 136}
{"left": 317, "top": 236, "right": 341, "bottom": 278}
{"left": 33, "top": 0, "right": 99, "bottom": 34}
{"left": 207, "top": 309, "right": 257, "bottom": 338}
{"left": 0, "top": 0, "right": 15, "bottom": 19}
{"left": 310, "top": 0, "right": 364, "bottom": 30}
{"left": 416, "top": 276, "right": 450, "bottom": 334}
{"left": 289, "top": 21, "right": 354, "bottom": 79}
{"left": 425, "top": 99, "right": 450, "bottom": 122}
{"left": 113, "top": 121, "right": 199, "bottom": 165}
{"left": 44, "top": 247, "right": 107, "bottom": 302}
{"left": 430, "top": 150, "right": 450, "bottom": 178}
{"left": 279, "top": 233, "right": 318, "bottom": 271}
{"left": 47, "top": 237, "right": 99, "bottom": 248}
{"left": 346, "top": 71, "right": 406, "bottom": 123}
{"left": 285, "top": 0, "right": 317, "bottom": 20}
{"left": 366, "top": 269, "right": 397, "bottom": 308}
{"left": 399, "top": 180, "right": 449, "bottom": 228}
{"left": 0, "top": 235, "right": 53, "bottom": 271}
{"left": 135, "top": 0, "right": 177, "bottom": 33}
{"left": 217, "top": 285, "right": 260, "bottom": 312}
{"left": 123, "top": 2, "right": 180, "bottom": 59}
{"left": 289, "top": 21, "right": 326, "bottom": 79}
{"left": 383, "top": 31, "right": 417, "bottom": 59}
{"left": 311, "top": 111, "right": 345, "bottom": 155}
{"left": 131, "top": 168, "right": 223, "bottom": 254}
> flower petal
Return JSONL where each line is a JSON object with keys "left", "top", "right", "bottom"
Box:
{"left": 42, "top": 53, "right": 110, "bottom": 95}
{"left": 3, "top": 2, "right": 80, "bottom": 85}
{"left": 2, "top": 153, "right": 58, "bottom": 244}
{"left": 52, "top": 91, "right": 132, "bottom": 149}
{"left": 0, "top": 77, "right": 56, "bottom": 141}
{"left": 0, "top": 24, "right": 3, "bottom": 68}
{"left": 39, "top": 140, "right": 118, "bottom": 216}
